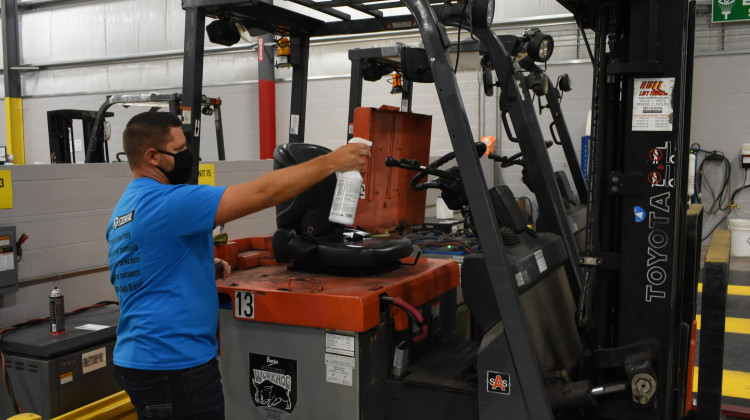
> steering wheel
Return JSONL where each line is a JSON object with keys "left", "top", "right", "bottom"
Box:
{"left": 409, "top": 141, "right": 487, "bottom": 191}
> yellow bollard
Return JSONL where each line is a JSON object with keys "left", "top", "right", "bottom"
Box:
{"left": 52, "top": 391, "right": 136, "bottom": 420}
{"left": 7, "top": 414, "right": 42, "bottom": 420}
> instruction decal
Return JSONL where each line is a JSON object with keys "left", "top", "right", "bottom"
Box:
{"left": 290, "top": 114, "right": 300, "bottom": 136}
{"left": 182, "top": 107, "right": 191, "bottom": 125}
{"left": 486, "top": 371, "right": 511, "bottom": 395}
{"left": 250, "top": 353, "right": 297, "bottom": 415}
{"left": 325, "top": 352, "right": 355, "bottom": 387}
{"left": 325, "top": 332, "right": 355, "bottom": 357}
{"left": 632, "top": 78, "right": 674, "bottom": 131}
{"left": 534, "top": 250, "right": 547, "bottom": 274}
{"left": 0, "top": 235, "right": 13, "bottom": 272}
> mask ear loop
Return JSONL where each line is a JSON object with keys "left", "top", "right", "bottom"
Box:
{"left": 153, "top": 149, "right": 174, "bottom": 180}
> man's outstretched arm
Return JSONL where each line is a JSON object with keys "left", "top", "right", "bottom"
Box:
{"left": 214, "top": 142, "right": 370, "bottom": 226}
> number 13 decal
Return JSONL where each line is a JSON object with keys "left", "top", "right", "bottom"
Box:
{"left": 235, "top": 291, "right": 255, "bottom": 319}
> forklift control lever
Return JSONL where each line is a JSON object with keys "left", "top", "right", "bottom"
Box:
{"left": 488, "top": 140, "right": 553, "bottom": 168}
{"left": 385, "top": 156, "right": 461, "bottom": 182}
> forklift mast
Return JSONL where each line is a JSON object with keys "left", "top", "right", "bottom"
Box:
{"left": 47, "top": 109, "right": 113, "bottom": 164}
{"left": 557, "top": 0, "right": 698, "bottom": 418}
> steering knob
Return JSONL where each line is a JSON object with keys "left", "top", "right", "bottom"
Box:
{"left": 476, "top": 141, "right": 487, "bottom": 156}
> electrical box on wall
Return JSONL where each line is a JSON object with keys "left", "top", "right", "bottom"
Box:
{"left": 0, "top": 226, "right": 18, "bottom": 295}
{"left": 742, "top": 143, "right": 750, "bottom": 169}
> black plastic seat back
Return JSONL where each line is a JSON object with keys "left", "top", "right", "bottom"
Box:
{"left": 489, "top": 185, "right": 529, "bottom": 233}
{"left": 272, "top": 143, "right": 412, "bottom": 273}
{"left": 273, "top": 143, "right": 341, "bottom": 240}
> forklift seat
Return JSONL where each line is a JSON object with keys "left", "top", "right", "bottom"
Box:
{"left": 271, "top": 143, "right": 413, "bottom": 273}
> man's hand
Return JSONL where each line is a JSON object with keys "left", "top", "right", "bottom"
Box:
{"left": 324, "top": 142, "right": 371, "bottom": 173}
{"left": 214, "top": 258, "right": 231, "bottom": 280}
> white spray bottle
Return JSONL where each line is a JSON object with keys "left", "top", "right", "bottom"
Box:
{"left": 328, "top": 137, "right": 372, "bottom": 225}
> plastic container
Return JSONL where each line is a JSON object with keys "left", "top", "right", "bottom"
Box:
{"left": 329, "top": 138, "right": 372, "bottom": 225}
{"left": 728, "top": 218, "right": 750, "bottom": 257}
{"left": 436, "top": 196, "right": 453, "bottom": 219}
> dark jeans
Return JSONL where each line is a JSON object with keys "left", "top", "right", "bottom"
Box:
{"left": 114, "top": 358, "right": 225, "bottom": 420}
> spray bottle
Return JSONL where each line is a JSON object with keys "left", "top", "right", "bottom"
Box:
{"left": 329, "top": 137, "right": 372, "bottom": 226}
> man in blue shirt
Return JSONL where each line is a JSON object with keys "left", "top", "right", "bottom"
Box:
{"left": 107, "top": 112, "right": 369, "bottom": 419}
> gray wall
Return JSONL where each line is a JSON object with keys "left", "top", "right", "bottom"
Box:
{"left": 691, "top": 53, "right": 750, "bottom": 236}
{"left": 0, "top": 160, "right": 276, "bottom": 327}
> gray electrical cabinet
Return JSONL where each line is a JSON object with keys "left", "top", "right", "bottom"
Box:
{"left": 0, "top": 225, "right": 18, "bottom": 295}
{"left": 0, "top": 306, "right": 121, "bottom": 419}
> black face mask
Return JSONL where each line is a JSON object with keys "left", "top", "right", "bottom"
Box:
{"left": 156, "top": 148, "right": 193, "bottom": 185}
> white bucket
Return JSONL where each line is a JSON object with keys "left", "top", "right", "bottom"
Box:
{"left": 728, "top": 218, "right": 750, "bottom": 257}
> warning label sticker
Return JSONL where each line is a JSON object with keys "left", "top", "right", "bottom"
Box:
{"left": 326, "top": 363, "right": 353, "bottom": 386}
{"left": 325, "top": 332, "right": 355, "bottom": 357}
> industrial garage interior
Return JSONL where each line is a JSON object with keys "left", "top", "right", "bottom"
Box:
{"left": 0, "top": 0, "right": 749, "bottom": 419}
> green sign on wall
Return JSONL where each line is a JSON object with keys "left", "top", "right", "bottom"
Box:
{"left": 713, "top": 0, "right": 750, "bottom": 23}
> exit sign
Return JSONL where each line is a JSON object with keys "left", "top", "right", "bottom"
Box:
{"left": 713, "top": 0, "right": 750, "bottom": 22}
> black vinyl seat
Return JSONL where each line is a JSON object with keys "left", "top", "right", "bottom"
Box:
{"left": 272, "top": 143, "right": 413, "bottom": 274}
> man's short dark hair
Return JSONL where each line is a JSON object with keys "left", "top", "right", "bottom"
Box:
{"left": 123, "top": 112, "right": 182, "bottom": 169}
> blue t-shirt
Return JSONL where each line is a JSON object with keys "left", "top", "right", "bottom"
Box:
{"left": 106, "top": 177, "right": 227, "bottom": 370}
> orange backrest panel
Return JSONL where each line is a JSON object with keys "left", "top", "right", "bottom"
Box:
{"left": 352, "top": 106, "right": 432, "bottom": 234}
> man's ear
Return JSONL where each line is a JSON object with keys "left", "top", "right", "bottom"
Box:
{"left": 144, "top": 148, "right": 160, "bottom": 167}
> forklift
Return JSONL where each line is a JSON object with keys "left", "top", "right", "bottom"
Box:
{"left": 180, "top": 0, "right": 711, "bottom": 418}
{"left": 48, "top": 93, "right": 226, "bottom": 164}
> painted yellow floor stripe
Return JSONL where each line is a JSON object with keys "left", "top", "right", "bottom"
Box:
{"left": 693, "top": 367, "right": 750, "bottom": 399}
{"left": 698, "top": 283, "right": 750, "bottom": 296}
{"left": 696, "top": 315, "right": 750, "bottom": 334}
